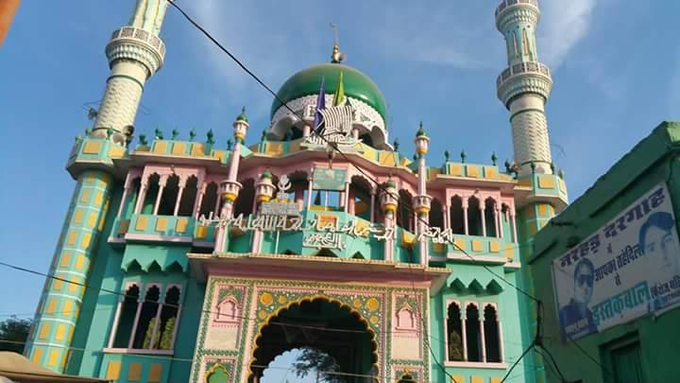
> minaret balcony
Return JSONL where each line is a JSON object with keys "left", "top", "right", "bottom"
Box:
{"left": 219, "top": 180, "right": 242, "bottom": 203}
{"left": 413, "top": 195, "right": 432, "bottom": 215}
{"left": 106, "top": 27, "right": 166, "bottom": 75}
{"left": 496, "top": 61, "right": 553, "bottom": 106}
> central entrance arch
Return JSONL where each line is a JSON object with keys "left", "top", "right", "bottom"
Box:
{"left": 249, "top": 297, "right": 379, "bottom": 382}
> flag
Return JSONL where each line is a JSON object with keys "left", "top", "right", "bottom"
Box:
{"left": 333, "top": 71, "right": 346, "bottom": 106}
{"left": 313, "top": 75, "right": 325, "bottom": 132}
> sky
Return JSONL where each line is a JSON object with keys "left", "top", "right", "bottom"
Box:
{"left": 1, "top": 0, "right": 679, "bottom": 372}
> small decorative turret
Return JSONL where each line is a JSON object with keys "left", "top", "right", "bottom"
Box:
{"left": 414, "top": 122, "right": 430, "bottom": 156}
{"left": 380, "top": 179, "right": 398, "bottom": 214}
{"left": 255, "top": 170, "right": 276, "bottom": 203}
{"left": 233, "top": 107, "right": 249, "bottom": 143}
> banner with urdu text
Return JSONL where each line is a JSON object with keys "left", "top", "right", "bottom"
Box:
{"left": 552, "top": 182, "right": 680, "bottom": 341}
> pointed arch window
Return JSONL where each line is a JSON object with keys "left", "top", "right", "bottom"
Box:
{"left": 484, "top": 304, "right": 502, "bottom": 363}
{"left": 446, "top": 302, "right": 464, "bottom": 361}
{"left": 465, "top": 303, "right": 482, "bottom": 362}
{"left": 445, "top": 301, "right": 504, "bottom": 365}
{"left": 108, "top": 283, "right": 183, "bottom": 351}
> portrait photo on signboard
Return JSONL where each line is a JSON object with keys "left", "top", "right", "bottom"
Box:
{"left": 552, "top": 183, "right": 680, "bottom": 341}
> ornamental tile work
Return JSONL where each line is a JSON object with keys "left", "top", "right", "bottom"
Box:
{"left": 190, "top": 276, "right": 430, "bottom": 383}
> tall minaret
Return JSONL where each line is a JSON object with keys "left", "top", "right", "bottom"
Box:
{"left": 91, "top": 0, "right": 168, "bottom": 144}
{"left": 24, "top": 1, "right": 169, "bottom": 373}
{"left": 495, "top": 0, "right": 553, "bottom": 175}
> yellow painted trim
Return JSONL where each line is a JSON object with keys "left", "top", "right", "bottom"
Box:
{"left": 32, "top": 348, "right": 43, "bottom": 364}
{"left": 471, "top": 377, "right": 483, "bottom": 383}
{"left": 448, "top": 163, "right": 463, "bottom": 176}
{"left": 55, "top": 324, "right": 66, "bottom": 341}
{"left": 148, "top": 363, "right": 163, "bottom": 383}
{"left": 74, "top": 209, "right": 83, "bottom": 224}
{"left": 454, "top": 238, "right": 466, "bottom": 251}
{"left": 119, "top": 219, "right": 130, "bottom": 234}
{"left": 63, "top": 300, "right": 73, "bottom": 316}
{"left": 128, "top": 362, "right": 143, "bottom": 382}
{"left": 106, "top": 361, "right": 121, "bottom": 380}
{"left": 95, "top": 191, "right": 103, "bottom": 206}
{"left": 471, "top": 240, "right": 484, "bottom": 252}
{"left": 136, "top": 216, "right": 148, "bottom": 231}
{"left": 47, "top": 349, "right": 59, "bottom": 367}
{"left": 538, "top": 175, "right": 556, "bottom": 189}
{"left": 484, "top": 166, "right": 497, "bottom": 179}
{"left": 378, "top": 151, "right": 396, "bottom": 166}
{"left": 176, "top": 218, "right": 188, "bottom": 233}
{"left": 191, "top": 143, "right": 205, "bottom": 156}
{"left": 46, "top": 298, "right": 57, "bottom": 315}
{"left": 108, "top": 145, "right": 125, "bottom": 158}
{"left": 82, "top": 141, "right": 101, "bottom": 155}
{"left": 265, "top": 142, "right": 284, "bottom": 155}
{"left": 156, "top": 217, "right": 167, "bottom": 232}
{"left": 53, "top": 279, "right": 63, "bottom": 291}
{"left": 153, "top": 141, "right": 168, "bottom": 153}
{"left": 69, "top": 276, "right": 79, "bottom": 294}
{"left": 60, "top": 252, "right": 71, "bottom": 268}
{"left": 75, "top": 255, "right": 86, "bottom": 271}
{"left": 81, "top": 233, "right": 92, "bottom": 249}
{"left": 489, "top": 241, "right": 500, "bottom": 253}
{"left": 87, "top": 212, "right": 97, "bottom": 228}
{"left": 39, "top": 323, "right": 51, "bottom": 339}
{"left": 466, "top": 165, "right": 479, "bottom": 178}
{"left": 172, "top": 142, "right": 186, "bottom": 155}
{"left": 67, "top": 230, "right": 77, "bottom": 246}
{"left": 80, "top": 190, "right": 90, "bottom": 204}
{"left": 196, "top": 225, "right": 207, "bottom": 239}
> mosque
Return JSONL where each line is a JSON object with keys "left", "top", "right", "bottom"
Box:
{"left": 24, "top": 0, "right": 568, "bottom": 381}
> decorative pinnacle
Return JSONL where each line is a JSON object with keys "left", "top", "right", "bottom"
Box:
{"left": 227, "top": 138, "right": 233, "bottom": 151}
{"left": 460, "top": 150, "right": 467, "bottom": 163}
{"left": 261, "top": 169, "right": 273, "bottom": 180}
{"left": 171, "top": 127, "right": 179, "bottom": 140}
{"left": 236, "top": 106, "right": 248, "bottom": 123}
{"left": 330, "top": 23, "right": 345, "bottom": 63}
{"left": 261, "top": 129, "right": 267, "bottom": 142}
{"left": 139, "top": 134, "right": 148, "bottom": 146}
{"left": 504, "top": 159, "right": 511, "bottom": 173}
{"left": 189, "top": 129, "right": 196, "bottom": 141}
{"left": 154, "top": 128, "right": 163, "bottom": 140}
{"left": 416, "top": 121, "right": 427, "bottom": 137}
{"left": 393, "top": 138, "right": 400, "bottom": 151}
{"left": 444, "top": 150, "right": 450, "bottom": 162}
{"left": 206, "top": 129, "right": 215, "bottom": 145}
{"left": 491, "top": 152, "right": 498, "bottom": 166}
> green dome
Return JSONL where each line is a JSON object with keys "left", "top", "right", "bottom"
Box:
{"left": 271, "top": 63, "right": 388, "bottom": 123}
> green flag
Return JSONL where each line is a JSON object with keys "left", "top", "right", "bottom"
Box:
{"left": 333, "top": 71, "right": 346, "bottom": 106}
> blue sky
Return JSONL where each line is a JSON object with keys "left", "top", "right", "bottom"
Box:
{"left": 1, "top": 0, "right": 679, "bottom": 369}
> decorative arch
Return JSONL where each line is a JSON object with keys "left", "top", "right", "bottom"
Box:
{"left": 206, "top": 363, "right": 229, "bottom": 383}
{"left": 248, "top": 295, "right": 380, "bottom": 382}
{"left": 395, "top": 306, "right": 416, "bottom": 330}
{"left": 465, "top": 303, "right": 482, "bottom": 362}
{"left": 215, "top": 296, "right": 239, "bottom": 324}
{"left": 429, "top": 198, "right": 444, "bottom": 230}
{"left": 397, "top": 189, "right": 413, "bottom": 232}
{"left": 484, "top": 304, "right": 502, "bottom": 363}
{"left": 467, "top": 196, "right": 482, "bottom": 236}
{"left": 484, "top": 197, "right": 497, "bottom": 238}
{"left": 450, "top": 195, "right": 465, "bottom": 234}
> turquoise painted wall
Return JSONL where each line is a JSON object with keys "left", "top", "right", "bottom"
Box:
{"left": 530, "top": 122, "right": 680, "bottom": 383}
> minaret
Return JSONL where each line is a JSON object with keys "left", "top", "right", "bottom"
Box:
{"left": 91, "top": 0, "right": 168, "bottom": 144}
{"left": 24, "top": 1, "right": 169, "bottom": 372}
{"left": 413, "top": 123, "right": 432, "bottom": 265}
{"left": 495, "top": 0, "right": 553, "bottom": 175}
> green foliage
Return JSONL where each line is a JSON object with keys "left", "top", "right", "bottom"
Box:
{"left": 448, "top": 331, "right": 464, "bottom": 361}
{"left": 159, "top": 317, "right": 176, "bottom": 350}
{"left": 292, "top": 347, "right": 343, "bottom": 383}
{"left": 142, "top": 317, "right": 159, "bottom": 349}
{"left": 0, "top": 316, "right": 32, "bottom": 353}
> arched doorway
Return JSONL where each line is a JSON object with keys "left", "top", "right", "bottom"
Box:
{"left": 249, "top": 297, "right": 379, "bottom": 382}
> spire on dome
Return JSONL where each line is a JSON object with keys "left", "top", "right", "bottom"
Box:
{"left": 330, "top": 23, "right": 345, "bottom": 64}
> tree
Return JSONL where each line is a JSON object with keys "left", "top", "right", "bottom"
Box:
{"left": 292, "top": 347, "right": 344, "bottom": 383}
{"left": 0, "top": 316, "right": 32, "bottom": 353}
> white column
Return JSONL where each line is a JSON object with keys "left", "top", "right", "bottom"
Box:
{"left": 498, "top": 321, "right": 505, "bottom": 363}
{"left": 511, "top": 213, "right": 518, "bottom": 243}
{"left": 193, "top": 183, "right": 207, "bottom": 218}
{"left": 153, "top": 175, "right": 168, "bottom": 215}
{"left": 128, "top": 300, "right": 144, "bottom": 349}
{"left": 107, "top": 300, "right": 124, "bottom": 348}
{"left": 306, "top": 169, "right": 314, "bottom": 210}
{"left": 479, "top": 316, "right": 487, "bottom": 362}
{"left": 148, "top": 299, "right": 164, "bottom": 349}
{"left": 496, "top": 208, "right": 504, "bottom": 239}
{"left": 303, "top": 125, "right": 311, "bottom": 138}
{"left": 134, "top": 182, "right": 148, "bottom": 214}
{"left": 444, "top": 204, "right": 451, "bottom": 231}
{"left": 173, "top": 177, "right": 187, "bottom": 216}
{"left": 116, "top": 175, "right": 133, "bottom": 218}
{"left": 462, "top": 203, "right": 469, "bottom": 235}
{"left": 461, "top": 312, "right": 468, "bottom": 361}
{"left": 480, "top": 207, "right": 487, "bottom": 237}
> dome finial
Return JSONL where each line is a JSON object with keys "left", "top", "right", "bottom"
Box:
{"left": 330, "top": 23, "right": 345, "bottom": 63}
